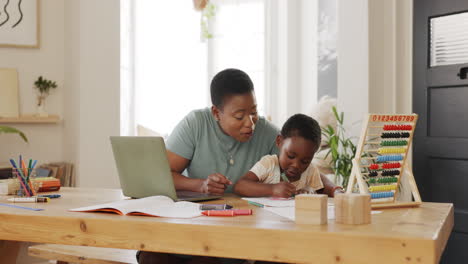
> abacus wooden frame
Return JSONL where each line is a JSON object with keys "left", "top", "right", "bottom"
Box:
{"left": 346, "top": 114, "right": 422, "bottom": 209}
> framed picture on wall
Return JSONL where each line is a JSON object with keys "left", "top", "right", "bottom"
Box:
{"left": 0, "top": 68, "right": 19, "bottom": 117}
{"left": 0, "top": 0, "right": 39, "bottom": 48}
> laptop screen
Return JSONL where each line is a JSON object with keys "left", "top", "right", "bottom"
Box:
{"left": 110, "top": 136, "right": 178, "bottom": 199}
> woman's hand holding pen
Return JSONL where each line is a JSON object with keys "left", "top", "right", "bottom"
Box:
{"left": 200, "top": 173, "right": 232, "bottom": 195}
{"left": 271, "top": 182, "right": 296, "bottom": 198}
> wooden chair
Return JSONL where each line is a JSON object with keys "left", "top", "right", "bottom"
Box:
{"left": 28, "top": 244, "right": 138, "bottom": 264}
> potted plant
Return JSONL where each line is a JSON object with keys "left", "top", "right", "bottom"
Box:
{"left": 34, "top": 76, "right": 57, "bottom": 117}
{"left": 0, "top": 126, "right": 28, "bottom": 142}
{"left": 322, "top": 106, "right": 357, "bottom": 188}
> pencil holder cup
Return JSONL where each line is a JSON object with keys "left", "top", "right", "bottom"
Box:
{"left": 12, "top": 168, "right": 38, "bottom": 197}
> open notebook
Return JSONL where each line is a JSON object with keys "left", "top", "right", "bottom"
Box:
{"left": 69, "top": 196, "right": 202, "bottom": 218}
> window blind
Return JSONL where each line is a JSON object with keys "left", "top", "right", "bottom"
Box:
{"left": 430, "top": 12, "right": 468, "bottom": 67}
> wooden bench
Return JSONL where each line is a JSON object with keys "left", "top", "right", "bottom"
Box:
{"left": 28, "top": 244, "right": 138, "bottom": 264}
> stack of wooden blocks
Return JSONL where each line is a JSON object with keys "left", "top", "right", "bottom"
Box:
{"left": 294, "top": 193, "right": 372, "bottom": 225}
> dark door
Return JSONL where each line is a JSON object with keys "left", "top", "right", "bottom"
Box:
{"left": 413, "top": 0, "right": 468, "bottom": 262}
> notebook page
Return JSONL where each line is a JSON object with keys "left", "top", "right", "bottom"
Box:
{"left": 128, "top": 201, "right": 202, "bottom": 218}
{"left": 70, "top": 196, "right": 175, "bottom": 215}
{"left": 242, "top": 197, "right": 295, "bottom": 207}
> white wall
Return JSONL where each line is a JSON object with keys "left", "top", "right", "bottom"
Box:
{"left": 300, "top": 0, "right": 318, "bottom": 115}
{"left": 369, "top": 0, "right": 413, "bottom": 114}
{"left": 337, "top": 0, "right": 369, "bottom": 136}
{"left": 337, "top": 0, "right": 413, "bottom": 136}
{"left": 395, "top": 0, "right": 413, "bottom": 115}
{"left": 267, "top": 0, "right": 318, "bottom": 127}
{"left": 64, "top": 0, "right": 120, "bottom": 188}
{"left": 0, "top": 0, "right": 65, "bottom": 165}
{"left": 1, "top": 0, "right": 120, "bottom": 188}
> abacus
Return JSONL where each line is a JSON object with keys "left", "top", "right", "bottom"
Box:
{"left": 346, "top": 114, "right": 422, "bottom": 209}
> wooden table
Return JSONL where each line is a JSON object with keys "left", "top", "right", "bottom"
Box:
{"left": 0, "top": 188, "right": 453, "bottom": 264}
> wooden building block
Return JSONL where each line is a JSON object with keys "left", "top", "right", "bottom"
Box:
{"left": 334, "top": 193, "right": 371, "bottom": 225}
{"left": 295, "top": 194, "right": 327, "bottom": 225}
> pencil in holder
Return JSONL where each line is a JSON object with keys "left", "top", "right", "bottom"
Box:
{"left": 12, "top": 168, "right": 38, "bottom": 197}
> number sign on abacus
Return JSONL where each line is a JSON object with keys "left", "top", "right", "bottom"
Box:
{"left": 346, "top": 114, "right": 422, "bottom": 209}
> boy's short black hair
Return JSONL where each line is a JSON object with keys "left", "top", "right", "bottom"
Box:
{"left": 210, "top": 68, "right": 254, "bottom": 108}
{"left": 281, "top": 114, "right": 321, "bottom": 148}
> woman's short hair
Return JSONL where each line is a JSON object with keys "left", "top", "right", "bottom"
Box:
{"left": 210, "top": 68, "right": 254, "bottom": 108}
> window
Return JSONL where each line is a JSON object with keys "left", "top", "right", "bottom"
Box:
{"left": 122, "top": 0, "right": 266, "bottom": 136}
{"left": 121, "top": 1, "right": 327, "bottom": 136}
{"left": 209, "top": 0, "right": 266, "bottom": 114}
{"left": 132, "top": 1, "right": 209, "bottom": 137}
{"left": 430, "top": 12, "right": 468, "bottom": 67}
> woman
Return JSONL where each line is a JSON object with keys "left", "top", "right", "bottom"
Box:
{"left": 137, "top": 68, "right": 343, "bottom": 264}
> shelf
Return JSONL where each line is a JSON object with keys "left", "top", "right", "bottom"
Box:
{"left": 0, "top": 114, "right": 60, "bottom": 124}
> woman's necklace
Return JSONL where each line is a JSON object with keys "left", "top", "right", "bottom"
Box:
{"left": 221, "top": 141, "right": 236, "bottom": 166}
{"left": 214, "top": 127, "right": 236, "bottom": 166}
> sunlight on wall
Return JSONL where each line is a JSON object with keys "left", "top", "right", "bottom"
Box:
{"left": 210, "top": 0, "right": 266, "bottom": 114}
{"left": 130, "top": 0, "right": 266, "bottom": 137}
{"left": 134, "top": 0, "right": 208, "bottom": 137}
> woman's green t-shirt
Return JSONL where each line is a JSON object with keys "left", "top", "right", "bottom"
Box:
{"left": 166, "top": 108, "right": 280, "bottom": 192}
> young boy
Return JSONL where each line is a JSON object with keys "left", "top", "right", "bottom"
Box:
{"left": 234, "top": 114, "right": 323, "bottom": 198}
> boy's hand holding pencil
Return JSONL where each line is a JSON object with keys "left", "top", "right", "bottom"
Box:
{"left": 271, "top": 182, "right": 296, "bottom": 198}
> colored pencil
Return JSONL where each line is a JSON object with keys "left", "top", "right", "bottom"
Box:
{"left": 9, "top": 159, "right": 31, "bottom": 196}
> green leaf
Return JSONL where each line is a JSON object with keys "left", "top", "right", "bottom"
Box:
{"left": 34, "top": 76, "right": 57, "bottom": 94}
{"left": 332, "top": 106, "right": 340, "bottom": 122}
{"left": 331, "top": 148, "right": 338, "bottom": 160}
{"left": 0, "top": 126, "right": 28, "bottom": 143}
{"left": 322, "top": 125, "right": 333, "bottom": 136}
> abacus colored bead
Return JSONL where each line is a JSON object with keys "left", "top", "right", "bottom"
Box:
{"left": 369, "top": 185, "right": 397, "bottom": 192}
{"left": 370, "top": 191, "right": 394, "bottom": 199}
{"left": 385, "top": 177, "right": 397, "bottom": 183}
{"left": 376, "top": 155, "right": 403, "bottom": 163}
{"left": 382, "top": 170, "right": 400, "bottom": 176}
{"left": 382, "top": 163, "right": 389, "bottom": 169}
{"left": 381, "top": 147, "right": 405, "bottom": 154}
{"left": 382, "top": 162, "right": 400, "bottom": 169}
